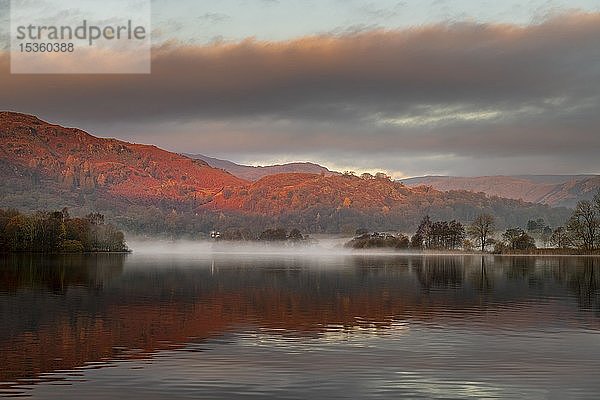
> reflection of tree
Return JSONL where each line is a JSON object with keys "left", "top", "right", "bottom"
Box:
{"left": 414, "top": 256, "right": 463, "bottom": 290}
{"left": 568, "top": 258, "right": 600, "bottom": 312}
{"left": 503, "top": 256, "right": 536, "bottom": 281}
{"left": 469, "top": 256, "right": 493, "bottom": 293}
{"left": 0, "top": 253, "right": 125, "bottom": 293}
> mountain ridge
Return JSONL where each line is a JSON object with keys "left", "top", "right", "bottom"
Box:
{"left": 0, "top": 111, "right": 247, "bottom": 204}
{"left": 401, "top": 175, "right": 600, "bottom": 208}
{"left": 0, "top": 112, "right": 572, "bottom": 234}
{"left": 187, "top": 153, "right": 339, "bottom": 181}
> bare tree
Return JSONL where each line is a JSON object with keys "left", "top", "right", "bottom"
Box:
{"left": 567, "top": 200, "right": 598, "bottom": 250}
{"left": 468, "top": 213, "right": 495, "bottom": 252}
{"left": 550, "top": 226, "right": 571, "bottom": 248}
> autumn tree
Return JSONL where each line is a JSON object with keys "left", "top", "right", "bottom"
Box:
{"left": 4, "top": 214, "right": 35, "bottom": 251}
{"left": 0, "top": 208, "right": 127, "bottom": 253}
{"left": 65, "top": 218, "right": 92, "bottom": 248}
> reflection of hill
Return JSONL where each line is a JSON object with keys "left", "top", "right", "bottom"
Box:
{"left": 0, "top": 255, "right": 598, "bottom": 386}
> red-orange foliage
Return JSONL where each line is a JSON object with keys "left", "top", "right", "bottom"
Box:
{"left": 0, "top": 112, "right": 567, "bottom": 233}
{"left": 0, "top": 112, "right": 247, "bottom": 203}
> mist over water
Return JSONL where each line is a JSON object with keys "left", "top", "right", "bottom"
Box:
{"left": 126, "top": 237, "right": 450, "bottom": 258}
{"left": 128, "top": 236, "right": 346, "bottom": 256}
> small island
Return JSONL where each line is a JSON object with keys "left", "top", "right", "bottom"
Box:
{"left": 0, "top": 208, "right": 129, "bottom": 253}
{"left": 210, "top": 227, "right": 315, "bottom": 245}
{"left": 345, "top": 231, "right": 410, "bottom": 249}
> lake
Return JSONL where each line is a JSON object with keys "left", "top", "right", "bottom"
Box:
{"left": 1, "top": 246, "right": 599, "bottom": 399}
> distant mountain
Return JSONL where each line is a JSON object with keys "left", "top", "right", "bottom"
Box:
{"left": 0, "top": 112, "right": 571, "bottom": 235}
{"left": 187, "top": 153, "right": 339, "bottom": 181}
{"left": 401, "top": 175, "right": 600, "bottom": 208}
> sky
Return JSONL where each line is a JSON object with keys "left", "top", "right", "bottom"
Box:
{"left": 1, "top": 0, "right": 600, "bottom": 178}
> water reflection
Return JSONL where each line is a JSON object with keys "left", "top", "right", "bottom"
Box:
{"left": 568, "top": 259, "right": 600, "bottom": 311}
{"left": 0, "top": 253, "right": 125, "bottom": 293}
{"left": 0, "top": 253, "right": 599, "bottom": 398}
{"left": 414, "top": 256, "right": 463, "bottom": 290}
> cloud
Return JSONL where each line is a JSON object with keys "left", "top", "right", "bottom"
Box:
{"left": 1, "top": 12, "right": 599, "bottom": 175}
{"left": 0, "top": 0, "right": 8, "bottom": 51}
{"left": 198, "top": 12, "right": 231, "bottom": 24}
{"left": 358, "top": 2, "right": 406, "bottom": 20}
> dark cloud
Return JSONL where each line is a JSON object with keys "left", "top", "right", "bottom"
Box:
{"left": 1, "top": 12, "right": 599, "bottom": 175}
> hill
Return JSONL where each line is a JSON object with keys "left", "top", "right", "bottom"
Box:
{"left": 187, "top": 153, "right": 339, "bottom": 181}
{"left": 401, "top": 175, "right": 600, "bottom": 208}
{"left": 204, "top": 172, "right": 569, "bottom": 232}
{"left": 0, "top": 112, "right": 246, "bottom": 205}
{"left": 0, "top": 112, "right": 571, "bottom": 235}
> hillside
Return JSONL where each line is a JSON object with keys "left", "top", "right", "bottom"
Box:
{"left": 0, "top": 112, "right": 246, "bottom": 205}
{"left": 204, "top": 172, "right": 569, "bottom": 232}
{"left": 187, "top": 153, "right": 339, "bottom": 181}
{"left": 401, "top": 175, "right": 600, "bottom": 208}
{"left": 0, "top": 112, "right": 571, "bottom": 235}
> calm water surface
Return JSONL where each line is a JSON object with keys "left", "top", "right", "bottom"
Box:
{"left": 0, "top": 249, "right": 599, "bottom": 399}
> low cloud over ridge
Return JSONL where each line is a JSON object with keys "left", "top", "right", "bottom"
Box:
{"left": 1, "top": 12, "right": 599, "bottom": 176}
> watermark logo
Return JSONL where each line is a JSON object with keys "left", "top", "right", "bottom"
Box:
{"left": 10, "top": 0, "right": 151, "bottom": 74}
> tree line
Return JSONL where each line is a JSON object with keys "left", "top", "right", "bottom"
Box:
{"left": 346, "top": 190, "right": 600, "bottom": 253}
{"left": 486, "top": 191, "right": 600, "bottom": 252}
{"left": 0, "top": 208, "right": 128, "bottom": 253}
{"left": 548, "top": 192, "right": 600, "bottom": 251}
